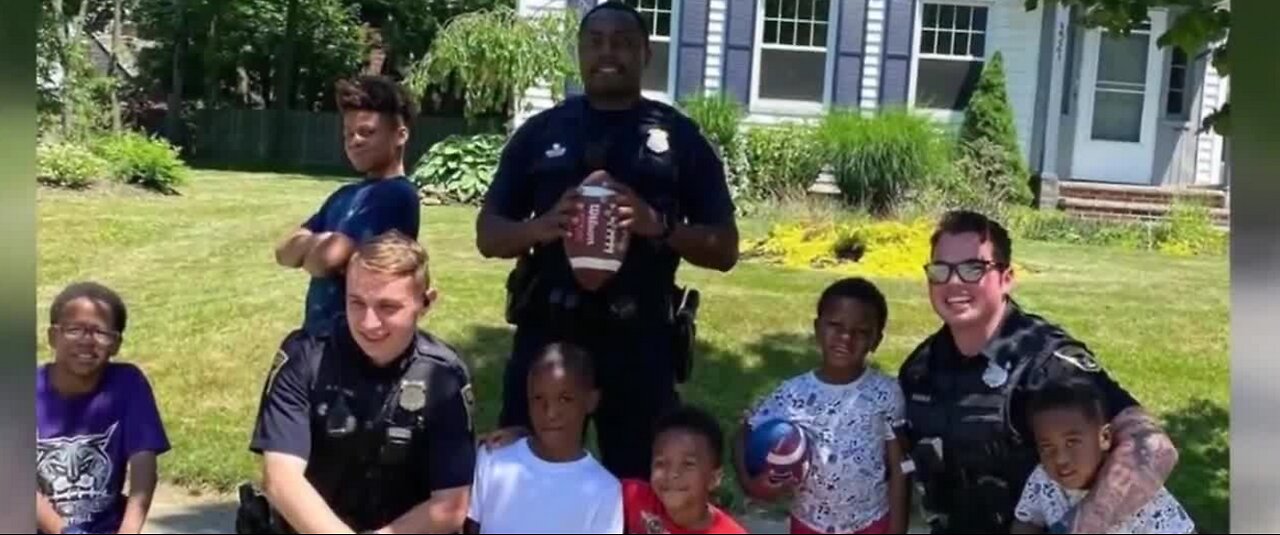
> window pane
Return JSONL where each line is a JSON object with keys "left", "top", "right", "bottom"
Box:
{"left": 1166, "top": 90, "right": 1184, "bottom": 116}
{"left": 955, "top": 6, "right": 972, "bottom": 30}
{"left": 972, "top": 33, "right": 986, "bottom": 56}
{"left": 954, "top": 32, "right": 970, "bottom": 56}
{"left": 1097, "top": 32, "right": 1150, "bottom": 86}
{"left": 921, "top": 30, "right": 936, "bottom": 54}
{"left": 917, "top": 58, "right": 984, "bottom": 110}
{"left": 924, "top": 4, "right": 938, "bottom": 28}
{"left": 937, "top": 31, "right": 953, "bottom": 56}
{"left": 973, "top": 7, "right": 988, "bottom": 31}
{"left": 760, "top": 49, "right": 827, "bottom": 101}
{"left": 643, "top": 41, "right": 671, "bottom": 93}
{"left": 940, "top": 5, "right": 955, "bottom": 28}
{"left": 1091, "top": 90, "right": 1144, "bottom": 142}
{"left": 765, "top": 20, "right": 778, "bottom": 44}
{"left": 782, "top": 0, "right": 796, "bottom": 18}
{"left": 766, "top": 0, "right": 781, "bottom": 18}
{"left": 657, "top": 12, "right": 671, "bottom": 37}
{"left": 814, "top": 23, "right": 828, "bottom": 48}
{"left": 799, "top": 0, "right": 813, "bottom": 20}
{"left": 781, "top": 21, "right": 796, "bottom": 45}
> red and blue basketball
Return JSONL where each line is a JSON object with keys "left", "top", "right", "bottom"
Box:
{"left": 744, "top": 418, "right": 810, "bottom": 484}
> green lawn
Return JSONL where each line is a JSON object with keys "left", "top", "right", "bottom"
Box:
{"left": 36, "top": 171, "right": 1228, "bottom": 532}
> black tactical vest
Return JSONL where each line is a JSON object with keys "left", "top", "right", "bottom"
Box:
{"left": 900, "top": 305, "right": 1081, "bottom": 533}
{"left": 300, "top": 337, "right": 439, "bottom": 532}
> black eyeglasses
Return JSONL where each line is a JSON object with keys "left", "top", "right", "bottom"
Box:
{"left": 924, "top": 260, "right": 1007, "bottom": 284}
{"left": 55, "top": 324, "right": 121, "bottom": 345}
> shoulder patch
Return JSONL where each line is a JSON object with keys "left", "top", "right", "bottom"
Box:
{"left": 1053, "top": 345, "right": 1101, "bottom": 373}
{"left": 265, "top": 349, "right": 290, "bottom": 394}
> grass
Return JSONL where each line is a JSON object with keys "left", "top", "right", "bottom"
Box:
{"left": 36, "top": 171, "right": 1228, "bottom": 532}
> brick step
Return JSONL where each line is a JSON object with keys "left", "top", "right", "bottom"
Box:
{"left": 1059, "top": 181, "right": 1227, "bottom": 209}
{"left": 1060, "top": 198, "right": 1230, "bottom": 226}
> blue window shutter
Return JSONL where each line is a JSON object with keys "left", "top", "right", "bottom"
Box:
{"left": 833, "top": 0, "right": 869, "bottom": 108}
{"left": 880, "top": 0, "right": 915, "bottom": 106}
{"left": 675, "top": 0, "right": 710, "bottom": 101}
{"left": 565, "top": 0, "right": 597, "bottom": 97}
{"left": 721, "top": 0, "right": 758, "bottom": 106}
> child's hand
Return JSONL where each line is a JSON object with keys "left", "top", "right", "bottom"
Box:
{"left": 478, "top": 426, "right": 529, "bottom": 450}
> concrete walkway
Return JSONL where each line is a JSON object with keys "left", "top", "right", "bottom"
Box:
{"left": 139, "top": 485, "right": 926, "bottom": 534}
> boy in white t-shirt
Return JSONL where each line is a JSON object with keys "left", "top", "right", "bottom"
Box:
{"left": 1012, "top": 378, "right": 1196, "bottom": 534}
{"left": 465, "top": 342, "right": 623, "bottom": 534}
{"left": 734, "top": 278, "right": 909, "bottom": 534}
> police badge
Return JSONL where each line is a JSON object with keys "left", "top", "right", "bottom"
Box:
{"left": 646, "top": 128, "right": 670, "bottom": 154}
{"left": 398, "top": 380, "right": 428, "bottom": 412}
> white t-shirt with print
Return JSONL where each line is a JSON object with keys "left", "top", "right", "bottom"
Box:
{"left": 1014, "top": 465, "right": 1196, "bottom": 534}
{"left": 748, "top": 369, "right": 905, "bottom": 533}
{"left": 467, "top": 438, "right": 624, "bottom": 534}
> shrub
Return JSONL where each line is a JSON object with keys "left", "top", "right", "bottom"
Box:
{"left": 1155, "top": 201, "right": 1227, "bottom": 256}
{"left": 92, "top": 132, "right": 189, "bottom": 193}
{"left": 37, "top": 142, "right": 110, "bottom": 189}
{"left": 818, "top": 109, "right": 951, "bottom": 215}
{"left": 958, "top": 51, "right": 1029, "bottom": 202}
{"left": 742, "top": 124, "right": 824, "bottom": 201}
{"left": 680, "top": 92, "right": 744, "bottom": 151}
{"left": 412, "top": 134, "right": 505, "bottom": 205}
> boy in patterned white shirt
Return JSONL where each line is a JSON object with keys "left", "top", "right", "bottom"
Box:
{"left": 733, "top": 278, "right": 908, "bottom": 534}
{"left": 1013, "top": 378, "right": 1195, "bottom": 534}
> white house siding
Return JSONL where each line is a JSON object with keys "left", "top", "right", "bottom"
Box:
{"left": 862, "top": 0, "right": 886, "bottom": 109}
{"left": 1194, "top": 58, "right": 1228, "bottom": 186}
{"left": 981, "top": 0, "right": 1047, "bottom": 164}
{"left": 704, "top": 0, "right": 728, "bottom": 94}
{"left": 515, "top": 0, "right": 570, "bottom": 127}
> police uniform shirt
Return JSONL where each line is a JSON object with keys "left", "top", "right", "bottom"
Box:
{"left": 485, "top": 96, "right": 736, "bottom": 300}
{"left": 899, "top": 300, "right": 1140, "bottom": 530}
{"left": 249, "top": 325, "right": 476, "bottom": 529}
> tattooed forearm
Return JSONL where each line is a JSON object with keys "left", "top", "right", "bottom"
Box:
{"left": 1069, "top": 406, "right": 1179, "bottom": 533}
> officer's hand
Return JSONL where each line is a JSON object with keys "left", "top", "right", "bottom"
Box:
{"left": 746, "top": 472, "right": 798, "bottom": 503}
{"left": 479, "top": 426, "right": 530, "bottom": 450}
{"left": 529, "top": 188, "right": 583, "bottom": 244}
{"left": 602, "top": 181, "right": 664, "bottom": 238}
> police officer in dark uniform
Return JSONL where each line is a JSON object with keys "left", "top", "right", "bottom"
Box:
{"left": 475, "top": 1, "right": 739, "bottom": 480}
{"left": 898, "top": 211, "right": 1179, "bottom": 534}
{"left": 242, "top": 231, "right": 475, "bottom": 534}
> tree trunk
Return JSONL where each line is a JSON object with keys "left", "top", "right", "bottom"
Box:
{"left": 165, "top": 0, "right": 186, "bottom": 144}
{"left": 109, "top": 0, "right": 123, "bottom": 132}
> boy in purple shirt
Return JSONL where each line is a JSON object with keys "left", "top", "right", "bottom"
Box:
{"left": 36, "top": 282, "right": 170, "bottom": 535}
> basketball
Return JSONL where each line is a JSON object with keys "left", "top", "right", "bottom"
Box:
{"left": 564, "top": 184, "right": 629, "bottom": 292}
{"left": 744, "top": 419, "right": 810, "bottom": 485}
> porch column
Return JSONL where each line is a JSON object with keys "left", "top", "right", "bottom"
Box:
{"left": 1040, "top": 2, "right": 1072, "bottom": 181}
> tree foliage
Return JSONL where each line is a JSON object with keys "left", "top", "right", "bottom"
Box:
{"left": 405, "top": 6, "right": 580, "bottom": 119}
{"left": 1025, "top": 0, "right": 1230, "bottom": 135}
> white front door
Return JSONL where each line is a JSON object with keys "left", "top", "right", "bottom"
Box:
{"left": 1071, "top": 12, "right": 1168, "bottom": 184}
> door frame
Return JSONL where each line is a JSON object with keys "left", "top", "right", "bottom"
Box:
{"left": 1070, "top": 10, "right": 1168, "bottom": 184}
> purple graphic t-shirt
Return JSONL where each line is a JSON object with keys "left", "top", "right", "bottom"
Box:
{"left": 36, "top": 363, "right": 171, "bottom": 534}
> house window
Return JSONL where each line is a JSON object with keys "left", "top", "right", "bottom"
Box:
{"left": 626, "top": 0, "right": 675, "bottom": 94}
{"left": 1166, "top": 47, "right": 1189, "bottom": 117}
{"left": 756, "top": 0, "right": 832, "bottom": 103}
{"left": 916, "top": 3, "right": 989, "bottom": 110}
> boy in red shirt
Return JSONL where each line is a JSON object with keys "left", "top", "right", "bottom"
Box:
{"left": 623, "top": 405, "right": 746, "bottom": 534}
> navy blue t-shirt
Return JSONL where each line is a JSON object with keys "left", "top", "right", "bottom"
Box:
{"left": 301, "top": 176, "right": 419, "bottom": 337}
{"left": 484, "top": 96, "right": 735, "bottom": 299}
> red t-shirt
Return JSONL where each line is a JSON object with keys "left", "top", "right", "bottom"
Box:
{"left": 622, "top": 479, "right": 747, "bottom": 534}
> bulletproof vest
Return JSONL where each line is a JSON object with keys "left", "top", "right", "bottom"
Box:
{"left": 301, "top": 337, "right": 438, "bottom": 532}
{"left": 900, "top": 308, "right": 1076, "bottom": 532}
{"left": 517, "top": 97, "right": 685, "bottom": 324}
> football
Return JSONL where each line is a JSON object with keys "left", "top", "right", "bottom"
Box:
{"left": 744, "top": 419, "right": 810, "bottom": 485}
{"left": 565, "top": 185, "right": 629, "bottom": 292}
